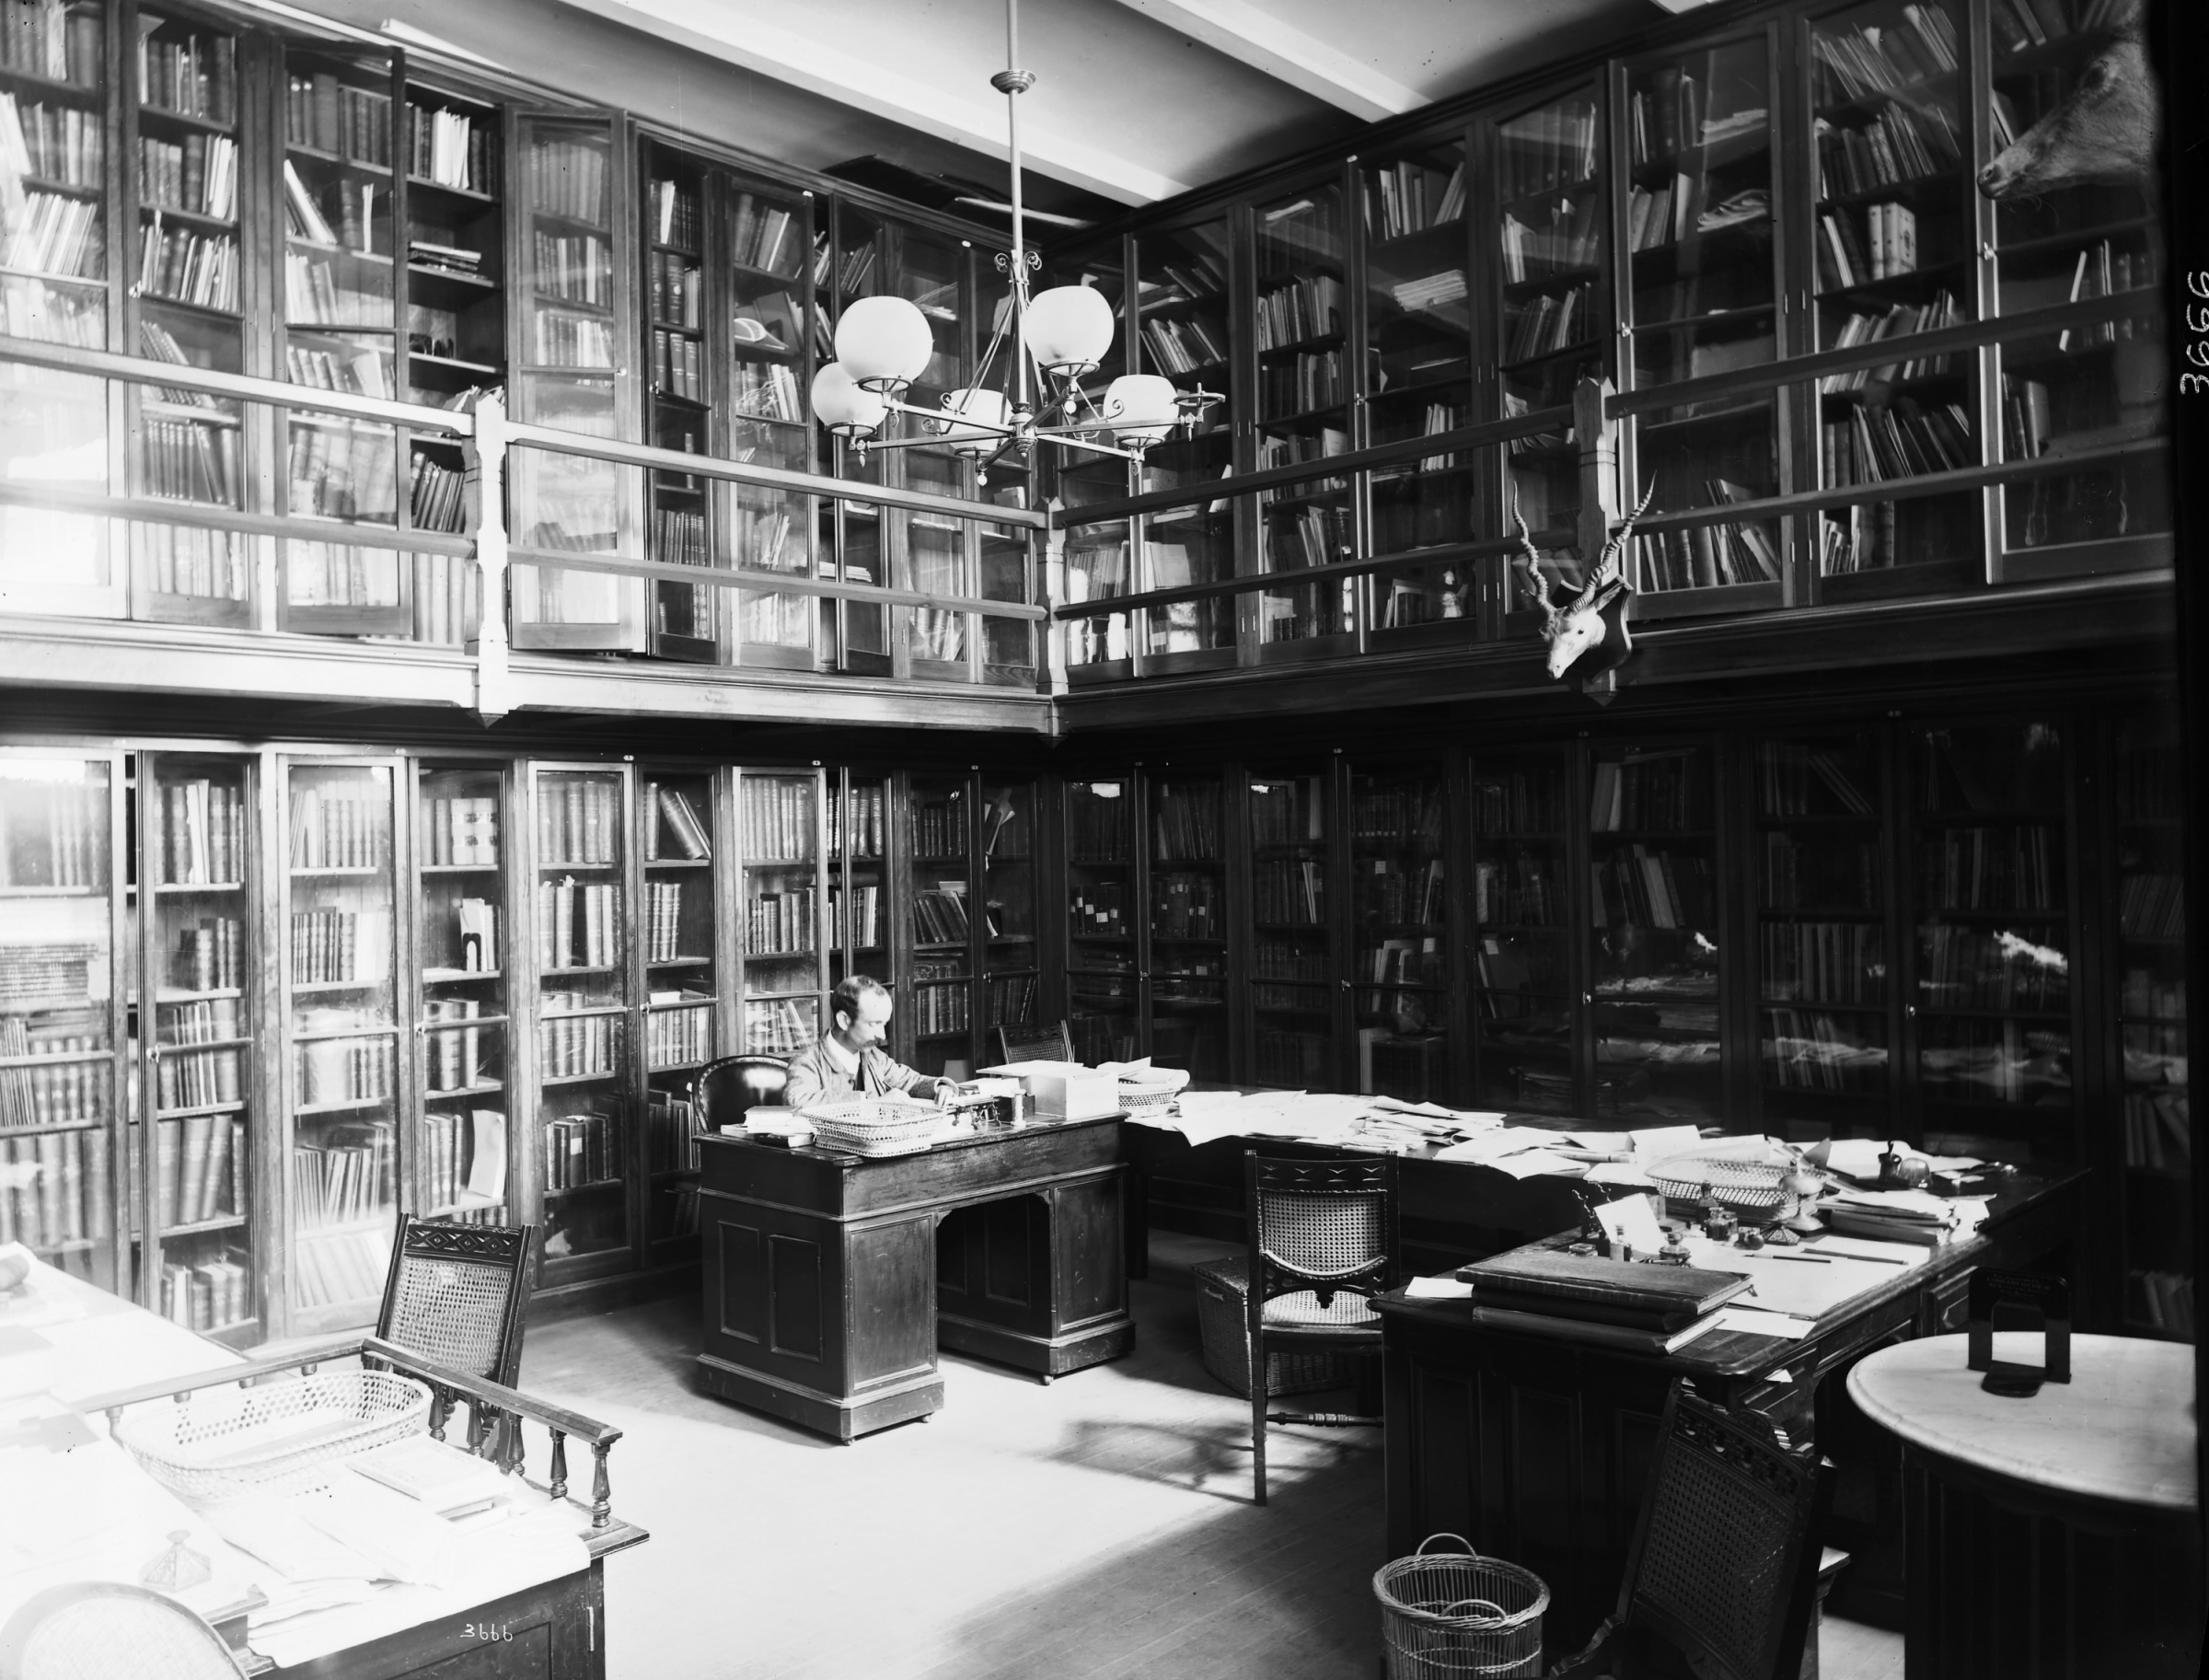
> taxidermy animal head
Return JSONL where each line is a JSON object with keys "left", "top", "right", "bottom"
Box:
{"left": 1512, "top": 483, "right": 1655, "bottom": 684}
{"left": 1979, "top": 0, "right": 2157, "bottom": 199}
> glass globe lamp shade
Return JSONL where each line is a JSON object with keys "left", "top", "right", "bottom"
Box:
{"left": 929, "top": 388, "right": 1012, "bottom": 457}
{"left": 1023, "top": 284, "right": 1116, "bottom": 377}
{"left": 1103, "top": 374, "right": 1181, "bottom": 446}
{"left": 810, "top": 362, "right": 886, "bottom": 437}
{"left": 834, "top": 295, "right": 935, "bottom": 391}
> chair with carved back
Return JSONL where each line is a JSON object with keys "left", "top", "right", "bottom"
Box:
{"left": 375, "top": 1214, "right": 536, "bottom": 1390}
{"left": 1243, "top": 1152, "right": 1399, "bottom": 1505}
{"left": 991, "top": 1019, "right": 1075, "bottom": 1068}
{"left": 1548, "top": 1383, "right": 1833, "bottom": 1680}
{"left": 690, "top": 1054, "right": 791, "bottom": 1129}
{"left": 0, "top": 1582, "right": 248, "bottom": 1680}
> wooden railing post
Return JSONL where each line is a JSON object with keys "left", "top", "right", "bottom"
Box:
{"left": 464, "top": 388, "right": 512, "bottom": 724}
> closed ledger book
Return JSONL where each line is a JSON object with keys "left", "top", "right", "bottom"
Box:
{"left": 1455, "top": 1247, "right": 1752, "bottom": 1344}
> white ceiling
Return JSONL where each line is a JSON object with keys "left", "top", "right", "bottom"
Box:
{"left": 289, "top": 0, "right": 1660, "bottom": 217}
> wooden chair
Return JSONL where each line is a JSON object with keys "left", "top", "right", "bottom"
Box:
{"left": 0, "top": 1582, "right": 248, "bottom": 1680}
{"left": 690, "top": 1054, "right": 791, "bottom": 1127}
{"left": 375, "top": 1213, "right": 536, "bottom": 1389}
{"left": 1549, "top": 1385, "right": 1834, "bottom": 1680}
{"left": 1243, "top": 1152, "right": 1399, "bottom": 1505}
{"left": 992, "top": 1019, "right": 1075, "bottom": 1066}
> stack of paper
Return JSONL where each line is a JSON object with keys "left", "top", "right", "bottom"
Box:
{"left": 1824, "top": 1188, "right": 1989, "bottom": 1246}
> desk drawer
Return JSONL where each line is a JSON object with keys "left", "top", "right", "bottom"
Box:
{"left": 1926, "top": 1269, "right": 1974, "bottom": 1335}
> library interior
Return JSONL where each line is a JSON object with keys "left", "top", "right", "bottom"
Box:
{"left": 0, "top": 0, "right": 2200, "bottom": 1675}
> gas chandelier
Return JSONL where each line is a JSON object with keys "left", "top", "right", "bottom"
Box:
{"left": 806, "top": 0, "right": 1219, "bottom": 480}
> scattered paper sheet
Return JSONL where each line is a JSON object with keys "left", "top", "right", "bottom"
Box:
{"left": 1630, "top": 1125, "right": 1704, "bottom": 1161}
{"left": 1710, "top": 1307, "right": 1815, "bottom": 1340}
{"left": 1586, "top": 1161, "right": 1657, "bottom": 1188}
{"left": 1484, "top": 1152, "right": 1590, "bottom": 1180}
{"left": 1405, "top": 1276, "right": 1475, "bottom": 1300}
{"left": 1679, "top": 1235, "right": 1914, "bottom": 1318}
{"left": 1430, "top": 1131, "right": 1550, "bottom": 1164}
{"left": 1594, "top": 1193, "right": 1666, "bottom": 1255}
{"left": 1566, "top": 1130, "right": 1633, "bottom": 1153}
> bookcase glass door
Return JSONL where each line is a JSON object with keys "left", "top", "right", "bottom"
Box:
{"left": 737, "top": 769, "right": 823, "bottom": 1061}
{"left": 412, "top": 760, "right": 509, "bottom": 1229}
{"left": 1988, "top": 2, "right": 2169, "bottom": 572}
{"left": 279, "top": 44, "right": 408, "bottom": 638}
{"left": 904, "top": 446, "right": 975, "bottom": 680}
{"left": 640, "top": 768, "right": 715, "bottom": 1258}
{"left": 129, "top": 6, "right": 249, "bottom": 628}
{"left": 1066, "top": 778, "right": 1139, "bottom": 1065}
{"left": 281, "top": 759, "right": 400, "bottom": 1333}
{"left": 641, "top": 147, "right": 715, "bottom": 662}
{"left": 1752, "top": 729, "right": 1891, "bottom": 1140}
{"left": 136, "top": 751, "right": 257, "bottom": 1342}
{"left": 1255, "top": 181, "right": 1355, "bottom": 651}
{"left": 1622, "top": 33, "right": 1787, "bottom": 608}
{"left": 1060, "top": 451, "right": 1133, "bottom": 676}
{"left": 1351, "top": 764, "right": 1450, "bottom": 1102}
{"left": 531, "top": 765, "right": 633, "bottom": 1275}
{"left": 0, "top": 0, "right": 104, "bottom": 358}
{"left": 1589, "top": 743, "right": 1724, "bottom": 1122}
{"left": 908, "top": 773, "right": 975, "bottom": 1076}
{"left": 725, "top": 173, "right": 815, "bottom": 670}
{"left": 1470, "top": 749, "right": 1575, "bottom": 1114}
{"left": 1907, "top": 720, "right": 2071, "bottom": 1160}
{"left": 2111, "top": 709, "right": 2190, "bottom": 1338}
{"left": 831, "top": 770, "right": 888, "bottom": 999}
{"left": 0, "top": 751, "right": 118, "bottom": 1293}
{"left": 1803, "top": 0, "right": 1980, "bottom": 594}
{"left": 1148, "top": 771, "right": 1227, "bottom": 1083}
{"left": 979, "top": 779, "right": 1038, "bottom": 1059}
{"left": 817, "top": 201, "right": 889, "bottom": 676}
{"left": 511, "top": 112, "right": 644, "bottom": 652}
{"left": 1362, "top": 130, "right": 1475, "bottom": 640}
{"left": 1132, "top": 222, "right": 1234, "bottom": 664}
{"left": 1249, "top": 770, "right": 1335, "bottom": 1089}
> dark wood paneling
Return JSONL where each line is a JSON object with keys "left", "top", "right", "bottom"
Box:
{"left": 766, "top": 1233, "right": 827, "bottom": 1361}
{"left": 714, "top": 1220, "right": 764, "bottom": 1345}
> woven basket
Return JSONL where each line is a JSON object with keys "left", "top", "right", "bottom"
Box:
{"left": 1118, "top": 1066, "right": 1189, "bottom": 1113}
{"left": 801, "top": 1097, "right": 947, "bottom": 1158}
{"left": 115, "top": 1369, "right": 432, "bottom": 1501}
{"left": 1193, "top": 1256, "right": 1353, "bottom": 1398}
{"left": 1648, "top": 1156, "right": 1801, "bottom": 1226}
{"left": 1375, "top": 1535, "right": 1548, "bottom": 1678}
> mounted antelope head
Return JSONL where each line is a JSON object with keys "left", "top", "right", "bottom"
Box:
{"left": 1512, "top": 484, "right": 1655, "bottom": 684}
{"left": 1979, "top": 0, "right": 2158, "bottom": 200}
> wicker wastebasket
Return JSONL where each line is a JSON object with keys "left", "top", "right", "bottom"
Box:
{"left": 1374, "top": 1534, "right": 1547, "bottom": 1679}
{"left": 1191, "top": 1254, "right": 1352, "bottom": 1398}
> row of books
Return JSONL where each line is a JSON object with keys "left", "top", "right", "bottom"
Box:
{"left": 284, "top": 539, "right": 408, "bottom": 613}
{"left": 1251, "top": 778, "right": 1326, "bottom": 847}
{"left": 1593, "top": 844, "right": 1716, "bottom": 932}
{"left": 1919, "top": 727, "right": 2064, "bottom": 816}
{"left": 0, "top": 1125, "right": 108, "bottom": 1249}
{"left": 1499, "top": 101, "right": 1599, "bottom": 201}
{"left": 1152, "top": 787, "right": 1221, "bottom": 861}
{"left": 1475, "top": 855, "right": 1558, "bottom": 928}
{"left": 140, "top": 133, "right": 237, "bottom": 220}
{"left": 296, "top": 1034, "right": 392, "bottom": 1107}
{"left": 544, "top": 1109, "right": 618, "bottom": 1189}
{"left": 742, "top": 885, "right": 815, "bottom": 956}
{"left": 2120, "top": 967, "right": 2183, "bottom": 1020}
{"left": 4, "top": 187, "right": 97, "bottom": 278}
{"left": 911, "top": 885, "right": 971, "bottom": 946}
{"left": 652, "top": 326, "right": 702, "bottom": 400}
{"left": 423, "top": 997, "right": 490, "bottom": 1092}
{"left": 142, "top": 414, "right": 235, "bottom": 508}
{"left": 137, "top": 525, "right": 243, "bottom": 600}
{"left": 732, "top": 505, "right": 801, "bottom": 574}
{"left": 530, "top": 308, "right": 612, "bottom": 369}
{"left": 409, "top": 452, "right": 468, "bottom": 536}
{"left": 163, "top": 996, "right": 242, "bottom": 1056}
{"left": 740, "top": 776, "right": 815, "bottom": 862}
{"left": 288, "top": 908, "right": 366, "bottom": 986}
{"left": 831, "top": 884, "right": 881, "bottom": 950}
{"left": 0, "top": 1042, "right": 102, "bottom": 1130}
{"left": 1255, "top": 858, "right": 1325, "bottom": 926}
{"left": 1917, "top": 823, "right": 2058, "bottom": 914}
{"left": 645, "top": 1090, "right": 703, "bottom": 1175}
{"left": 1351, "top": 786, "right": 1445, "bottom": 850}
{"left": 1920, "top": 923, "right": 2068, "bottom": 1012}
{"left": 1635, "top": 510, "right": 1781, "bottom": 594}
{"left": 422, "top": 1106, "right": 504, "bottom": 1213}
{"left": 136, "top": 1108, "right": 247, "bottom": 1230}
{"left": 2119, "top": 873, "right": 2185, "bottom": 941}
{"left": 651, "top": 507, "right": 706, "bottom": 572}
{"left": 288, "top": 781, "right": 386, "bottom": 871}
{"left": 648, "top": 250, "right": 701, "bottom": 329}
{"left": 730, "top": 361, "right": 801, "bottom": 422}
{"left": 530, "top": 139, "right": 607, "bottom": 226}
{"left": 0, "top": 96, "right": 96, "bottom": 204}
{"left": 538, "top": 1008, "right": 618, "bottom": 1079}
{"left": 0, "top": 944, "right": 91, "bottom": 1014}
{"left": 156, "top": 1044, "right": 239, "bottom": 1113}
{"left": 814, "top": 235, "right": 874, "bottom": 297}
{"left": 0, "top": 778, "right": 100, "bottom": 889}
{"left": 1625, "top": 175, "right": 1764, "bottom": 253}
{"left": 1255, "top": 195, "right": 1342, "bottom": 271}
{"left": 1140, "top": 315, "right": 1228, "bottom": 377}
{"left": 1763, "top": 831, "right": 1877, "bottom": 911}
{"left": 729, "top": 191, "right": 800, "bottom": 273}
{"left": 1260, "top": 350, "right": 1343, "bottom": 418}
{"left": 989, "top": 974, "right": 1037, "bottom": 1027}
{"left": 139, "top": 222, "right": 236, "bottom": 309}
{"left": 1151, "top": 871, "right": 1221, "bottom": 940}
{"left": 1764, "top": 920, "right": 1882, "bottom": 1006}
{"left": 1068, "top": 791, "right": 1128, "bottom": 863}
{"left": 159, "top": 1255, "right": 250, "bottom": 1332}
{"left": 284, "top": 250, "right": 388, "bottom": 328}
{"left": 140, "top": 24, "right": 235, "bottom": 123}
{"left": 1362, "top": 858, "right": 1445, "bottom": 927}
{"left": 532, "top": 230, "right": 611, "bottom": 305}
{"left": 1255, "top": 1029, "right": 1328, "bottom": 1085}
{"left": 1475, "top": 770, "right": 1567, "bottom": 837}
{"left": 645, "top": 177, "right": 699, "bottom": 252}
{"left": 292, "top": 1220, "right": 389, "bottom": 1311}
{"left": 645, "top": 1001, "right": 710, "bottom": 1069}
{"left": 1820, "top": 294, "right": 1963, "bottom": 391}
{"left": 1816, "top": 103, "right": 1960, "bottom": 203}
{"left": 1763, "top": 1009, "right": 1886, "bottom": 1092}
{"left": 540, "top": 776, "right": 621, "bottom": 864}
{"left": 643, "top": 783, "right": 711, "bottom": 863}
{"left": 908, "top": 969, "right": 969, "bottom": 1038}
{"left": 294, "top": 1114, "right": 397, "bottom": 1225}
{"left": 1070, "top": 877, "right": 1127, "bottom": 938}
{"left": 1500, "top": 196, "right": 1601, "bottom": 285}
{"left": 2123, "top": 1091, "right": 2190, "bottom": 1173}
{"left": 1991, "top": 0, "right": 2131, "bottom": 52}
{"left": 1590, "top": 755, "right": 1699, "bottom": 835}
{"left": 1365, "top": 158, "right": 1464, "bottom": 242}
{"left": 1254, "top": 272, "right": 1343, "bottom": 353}
{"left": 1810, "top": 9, "right": 1958, "bottom": 106}
{"left": 1503, "top": 284, "right": 1592, "bottom": 365}
{"left": 642, "top": 879, "right": 696, "bottom": 963}
{"left": 153, "top": 777, "right": 244, "bottom": 886}
{"left": 1824, "top": 400, "right": 1972, "bottom": 492}
{"left": 1625, "top": 66, "right": 1764, "bottom": 167}
{"left": 1816, "top": 202, "right": 1923, "bottom": 292}
{"left": 286, "top": 74, "right": 390, "bottom": 167}
{"left": 744, "top": 996, "right": 815, "bottom": 1057}
{"left": 2, "top": 0, "right": 95, "bottom": 87}
{"left": 538, "top": 877, "right": 622, "bottom": 969}
{"left": 410, "top": 103, "right": 492, "bottom": 193}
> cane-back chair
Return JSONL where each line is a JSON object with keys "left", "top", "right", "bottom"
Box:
{"left": 991, "top": 1019, "right": 1075, "bottom": 1067}
{"left": 375, "top": 1213, "right": 537, "bottom": 1388}
{"left": 0, "top": 1582, "right": 248, "bottom": 1680}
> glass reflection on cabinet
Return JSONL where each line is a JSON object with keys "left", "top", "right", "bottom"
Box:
{"left": 1471, "top": 751, "right": 1573, "bottom": 1113}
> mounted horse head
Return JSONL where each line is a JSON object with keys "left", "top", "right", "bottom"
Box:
{"left": 1979, "top": 0, "right": 2157, "bottom": 200}
{"left": 1512, "top": 483, "right": 1656, "bottom": 684}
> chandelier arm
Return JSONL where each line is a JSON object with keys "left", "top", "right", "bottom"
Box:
{"left": 1000, "top": 0, "right": 1030, "bottom": 416}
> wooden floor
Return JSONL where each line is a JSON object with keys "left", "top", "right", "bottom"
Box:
{"left": 517, "top": 1236, "right": 1903, "bottom": 1680}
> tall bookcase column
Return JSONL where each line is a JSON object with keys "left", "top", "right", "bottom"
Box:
{"left": 815, "top": 199, "right": 891, "bottom": 676}
{"left": 639, "top": 763, "right": 719, "bottom": 1265}
{"left": 410, "top": 757, "right": 513, "bottom": 1228}
{"left": 882, "top": 225, "right": 972, "bottom": 681}
{"left": 1348, "top": 757, "right": 1452, "bottom": 1101}
{"left": 133, "top": 747, "right": 260, "bottom": 1343}
{"left": 1146, "top": 767, "right": 1228, "bottom": 1082}
{"left": 1247, "top": 766, "right": 1336, "bottom": 1088}
{"left": 0, "top": 747, "right": 124, "bottom": 1293}
{"left": 735, "top": 767, "right": 826, "bottom": 1063}
{"left": 1613, "top": 23, "right": 1791, "bottom": 618}
{"left": 275, "top": 752, "right": 406, "bottom": 1335}
{"left": 906, "top": 771, "right": 976, "bottom": 1077}
{"left": 979, "top": 776, "right": 1041, "bottom": 1059}
{"left": 1468, "top": 746, "right": 1579, "bottom": 1113}
{"left": 829, "top": 768, "right": 889, "bottom": 1000}
{"left": 637, "top": 144, "right": 714, "bottom": 662}
{"left": 527, "top": 761, "right": 637, "bottom": 1284}
{"left": 509, "top": 110, "right": 643, "bottom": 652}
{"left": 1065, "top": 774, "right": 1140, "bottom": 1064}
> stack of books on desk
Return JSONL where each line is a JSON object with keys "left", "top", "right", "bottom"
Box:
{"left": 1823, "top": 1187, "right": 1984, "bottom": 1246}
{"left": 1454, "top": 1248, "right": 1753, "bottom": 1354}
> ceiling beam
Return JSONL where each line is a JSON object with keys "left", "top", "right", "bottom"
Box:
{"left": 1106, "top": 0, "right": 1425, "bottom": 122}
{"left": 551, "top": 0, "right": 1190, "bottom": 205}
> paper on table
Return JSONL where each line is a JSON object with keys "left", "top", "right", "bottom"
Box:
{"left": 1800, "top": 1233, "right": 1930, "bottom": 1268}
{"left": 1586, "top": 1161, "right": 1657, "bottom": 1188}
{"left": 1486, "top": 1151, "right": 1589, "bottom": 1180}
{"left": 1565, "top": 1130, "right": 1633, "bottom": 1153}
{"left": 1679, "top": 1236, "right": 1910, "bottom": 1317}
{"left": 1370, "top": 1097, "right": 1454, "bottom": 1120}
{"left": 1431, "top": 1130, "right": 1550, "bottom": 1163}
{"left": 1710, "top": 1307, "right": 1815, "bottom": 1340}
{"left": 1630, "top": 1125, "right": 1704, "bottom": 1161}
{"left": 1405, "top": 1276, "right": 1475, "bottom": 1300}
{"left": 1594, "top": 1193, "right": 1666, "bottom": 1255}
{"left": 1814, "top": 1138, "right": 1893, "bottom": 1180}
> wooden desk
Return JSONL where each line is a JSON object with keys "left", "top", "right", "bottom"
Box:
{"left": 696, "top": 1118, "right": 1136, "bottom": 1441}
{"left": 1373, "top": 1170, "right": 2085, "bottom": 1652}
{"left": 1849, "top": 1333, "right": 2202, "bottom": 1679}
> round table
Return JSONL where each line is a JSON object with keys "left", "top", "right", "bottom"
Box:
{"left": 1848, "top": 1333, "right": 2201, "bottom": 1679}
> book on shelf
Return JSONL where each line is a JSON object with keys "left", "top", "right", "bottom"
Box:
{"left": 529, "top": 137, "right": 607, "bottom": 225}
{"left": 154, "top": 777, "right": 245, "bottom": 885}
{"left": 1500, "top": 195, "right": 1600, "bottom": 285}
{"left": 649, "top": 249, "right": 700, "bottom": 328}
{"left": 143, "top": 414, "right": 238, "bottom": 506}
{"left": 1990, "top": 0, "right": 2134, "bottom": 53}
{"left": 284, "top": 74, "right": 391, "bottom": 167}
{"left": 645, "top": 1002, "right": 711, "bottom": 1070}
{"left": 2123, "top": 1090, "right": 2191, "bottom": 1172}
{"left": 294, "top": 1036, "right": 392, "bottom": 1107}
{"left": 123, "top": 1110, "right": 243, "bottom": 1230}
{"left": 1498, "top": 100, "right": 1600, "bottom": 198}
{"left": 1811, "top": 11, "right": 1958, "bottom": 102}
{"left": 646, "top": 1089, "right": 704, "bottom": 1174}
{"left": 409, "top": 238, "right": 482, "bottom": 278}
{"left": 0, "top": 769, "right": 103, "bottom": 887}
{"left": 643, "top": 879, "right": 687, "bottom": 961}
{"left": 543, "top": 1109, "right": 618, "bottom": 1189}
{"left": 291, "top": 1221, "right": 389, "bottom": 1310}
{"left": 537, "top": 876, "right": 621, "bottom": 969}
{"left": 287, "top": 907, "right": 362, "bottom": 985}
{"left": 0, "top": 87, "right": 101, "bottom": 190}
{"left": 0, "top": 1019, "right": 106, "bottom": 1130}
{"left": 651, "top": 327, "right": 702, "bottom": 400}
{"left": 648, "top": 177, "right": 698, "bottom": 249}
{"left": 729, "top": 192, "right": 799, "bottom": 272}
{"left": 423, "top": 997, "right": 482, "bottom": 1092}
{"left": 538, "top": 777, "right": 619, "bottom": 865}
{"left": 730, "top": 360, "right": 800, "bottom": 422}
{"left": 287, "top": 780, "right": 385, "bottom": 871}
{"left": 158, "top": 1255, "right": 249, "bottom": 1331}
{"left": 283, "top": 249, "right": 387, "bottom": 330}
{"left": 420, "top": 1106, "right": 503, "bottom": 1211}
{"left": 3, "top": 185, "right": 99, "bottom": 278}
{"left": 137, "top": 132, "right": 237, "bottom": 220}
{"left": 739, "top": 778, "right": 814, "bottom": 862}
{"left": 531, "top": 229, "right": 610, "bottom": 304}
{"left": 3, "top": 0, "right": 100, "bottom": 87}
{"left": 1366, "top": 157, "right": 1464, "bottom": 240}
{"left": 745, "top": 996, "right": 815, "bottom": 1057}
{"left": 409, "top": 452, "right": 468, "bottom": 535}
{"left": 138, "top": 22, "right": 235, "bottom": 122}
{"left": 646, "top": 784, "right": 711, "bottom": 861}
{"left": 1816, "top": 104, "right": 1960, "bottom": 199}
{"left": 408, "top": 102, "right": 490, "bottom": 192}
{"left": 536, "top": 1002, "right": 618, "bottom": 1079}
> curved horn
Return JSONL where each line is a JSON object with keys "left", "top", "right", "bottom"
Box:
{"left": 1595, "top": 480, "right": 1659, "bottom": 578}
{"left": 1511, "top": 494, "right": 1564, "bottom": 627}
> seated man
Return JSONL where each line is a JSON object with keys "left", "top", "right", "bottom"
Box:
{"left": 783, "top": 974, "right": 946, "bottom": 1110}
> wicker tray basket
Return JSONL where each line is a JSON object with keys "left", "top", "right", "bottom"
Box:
{"left": 114, "top": 1369, "right": 432, "bottom": 1501}
{"left": 1648, "top": 1156, "right": 1810, "bottom": 1226}
{"left": 1117, "top": 1066, "right": 1190, "bottom": 1113}
{"left": 801, "top": 1097, "right": 949, "bottom": 1158}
